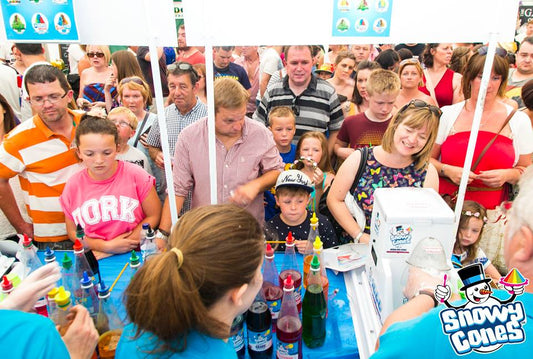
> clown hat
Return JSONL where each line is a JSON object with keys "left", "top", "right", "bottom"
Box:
{"left": 458, "top": 263, "right": 492, "bottom": 291}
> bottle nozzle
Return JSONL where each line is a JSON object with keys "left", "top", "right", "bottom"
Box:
{"left": 311, "top": 255, "right": 320, "bottom": 270}
{"left": 284, "top": 274, "right": 294, "bottom": 289}
{"left": 22, "top": 233, "right": 31, "bottom": 247}
{"left": 313, "top": 236, "right": 323, "bottom": 250}
{"left": 44, "top": 246, "right": 55, "bottom": 261}
{"left": 265, "top": 243, "right": 274, "bottom": 257}
{"left": 2, "top": 275, "right": 13, "bottom": 292}
{"left": 80, "top": 271, "right": 91, "bottom": 286}
{"left": 310, "top": 212, "right": 318, "bottom": 225}
{"left": 76, "top": 224, "right": 84, "bottom": 239}
{"left": 286, "top": 231, "right": 294, "bottom": 245}
{"left": 129, "top": 250, "right": 140, "bottom": 266}
{"left": 73, "top": 239, "right": 83, "bottom": 251}
{"left": 55, "top": 286, "right": 71, "bottom": 307}
{"left": 61, "top": 253, "right": 73, "bottom": 270}
{"left": 98, "top": 279, "right": 110, "bottom": 296}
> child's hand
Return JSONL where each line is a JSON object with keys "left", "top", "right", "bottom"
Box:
{"left": 312, "top": 166, "right": 324, "bottom": 188}
{"left": 294, "top": 239, "right": 310, "bottom": 254}
{"left": 105, "top": 231, "right": 138, "bottom": 253}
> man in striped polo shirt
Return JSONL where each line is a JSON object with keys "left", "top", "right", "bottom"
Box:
{"left": 254, "top": 45, "right": 344, "bottom": 156}
{"left": 0, "top": 64, "right": 83, "bottom": 249}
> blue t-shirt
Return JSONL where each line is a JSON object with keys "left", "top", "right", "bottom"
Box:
{"left": 371, "top": 291, "right": 533, "bottom": 358}
{"left": 116, "top": 323, "right": 237, "bottom": 359}
{"left": 214, "top": 62, "right": 251, "bottom": 90}
{"left": 264, "top": 144, "right": 297, "bottom": 221}
{"left": 0, "top": 310, "right": 70, "bottom": 358}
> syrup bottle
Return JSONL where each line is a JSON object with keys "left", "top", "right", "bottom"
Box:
{"left": 302, "top": 255, "right": 326, "bottom": 348}
{"left": 276, "top": 275, "right": 302, "bottom": 359}
{"left": 279, "top": 232, "right": 302, "bottom": 312}
{"left": 262, "top": 243, "right": 282, "bottom": 331}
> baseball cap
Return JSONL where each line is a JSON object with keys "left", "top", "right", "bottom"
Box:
{"left": 275, "top": 170, "right": 314, "bottom": 192}
{"left": 315, "top": 63, "right": 334, "bottom": 74}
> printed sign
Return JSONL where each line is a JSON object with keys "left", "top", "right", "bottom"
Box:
{"left": 1, "top": 0, "right": 79, "bottom": 42}
{"left": 436, "top": 264, "right": 528, "bottom": 355}
{"left": 332, "top": 0, "right": 393, "bottom": 37}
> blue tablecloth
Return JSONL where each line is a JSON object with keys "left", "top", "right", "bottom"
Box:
{"left": 46, "top": 251, "right": 359, "bottom": 359}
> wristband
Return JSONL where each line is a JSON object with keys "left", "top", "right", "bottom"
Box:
{"left": 440, "top": 164, "right": 448, "bottom": 176}
{"left": 418, "top": 289, "right": 438, "bottom": 308}
{"left": 156, "top": 229, "right": 170, "bottom": 242}
{"left": 354, "top": 231, "right": 364, "bottom": 243}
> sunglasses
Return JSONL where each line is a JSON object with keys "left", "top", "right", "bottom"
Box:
{"left": 87, "top": 52, "right": 105, "bottom": 58}
{"left": 477, "top": 46, "right": 507, "bottom": 58}
{"left": 120, "top": 77, "right": 145, "bottom": 86}
{"left": 399, "top": 58, "right": 420, "bottom": 67}
{"left": 398, "top": 99, "right": 442, "bottom": 118}
{"left": 168, "top": 62, "right": 199, "bottom": 77}
{"left": 291, "top": 97, "right": 300, "bottom": 117}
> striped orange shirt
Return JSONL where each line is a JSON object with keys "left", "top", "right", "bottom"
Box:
{"left": 0, "top": 110, "right": 83, "bottom": 242}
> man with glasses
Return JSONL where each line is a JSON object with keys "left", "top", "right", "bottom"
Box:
{"left": 146, "top": 61, "right": 207, "bottom": 204}
{"left": 254, "top": 45, "right": 344, "bottom": 155}
{"left": 506, "top": 37, "right": 533, "bottom": 108}
{"left": 0, "top": 64, "right": 83, "bottom": 249}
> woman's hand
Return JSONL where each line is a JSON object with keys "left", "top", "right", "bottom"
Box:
{"left": 76, "top": 98, "right": 91, "bottom": 110}
{"left": 443, "top": 164, "right": 477, "bottom": 185}
{"left": 104, "top": 72, "right": 116, "bottom": 92}
{"left": 476, "top": 169, "right": 513, "bottom": 188}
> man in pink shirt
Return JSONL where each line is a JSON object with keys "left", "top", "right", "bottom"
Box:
{"left": 158, "top": 78, "right": 283, "bottom": 234}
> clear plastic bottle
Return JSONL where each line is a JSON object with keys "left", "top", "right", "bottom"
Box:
{"left": 96, "top": 280, "right": 124, "bottom": 359}
{"left": 140, "top": 226, "right": 157, "bottom": 261}
{"left": 302, "top": 255, "right": 326, "bottom": 348}
{"left": 54, "top": 286, "right": 73, "bottom": 336}
{"left": 73, "top": 239, "right": 95, "bottom": 303}
{"left": 279, "top": 232, "right": 302, "bottom": 312}
{"left": 303, "top": 213, "right": 320, "bottom": 288}
{"left": 262, "top": 243, "right": 282, "bottom": 331}
{"left": 60, "top": 253, "right": 78, "bottom": 300}
{"left": 47, "top": 287, "right": 59, "bottom": 323}
{"left": 276, "top": 275, "right": 302, "bottom": 359}
{"left": 19, "top": 234, "right": 42, "bottom": 277}
{"left": 80, "top": 271, "right": 99, "bottom": 319}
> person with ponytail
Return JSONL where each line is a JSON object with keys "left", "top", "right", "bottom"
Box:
{"left": 116, "top": 204, "right": 264, "bottom": 358}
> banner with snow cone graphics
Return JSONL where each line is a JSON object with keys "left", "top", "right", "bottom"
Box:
{"left": 332, "top": 0, "right": 393, "bottom": 37}
{"left": 1, "top": 0, "right": 79, "bottom": 42}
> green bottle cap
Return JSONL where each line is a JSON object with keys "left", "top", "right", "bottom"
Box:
{"left": 130, "top": 250, "right": 140, "bottom": 266}
{"left": 61, "top": 253, "right": 72, "bottom": 270}
{"left": 311, "top": 255, "right": 320, "bottom": 270}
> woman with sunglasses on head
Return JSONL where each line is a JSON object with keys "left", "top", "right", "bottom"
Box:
{"left": 419, "top": 43, "right": 464, "bottom": 107}
{"left": 77, "top": 45, "right": 116, "bottom": 111}
{"left": 116, "top": 204, "right": 264, "bottom": 359}
{"left": 431, "top": 48, "right": 533, "bottom": 273}
{"left": 328, "top": 101, "right": 440, "bottom": 244}
{"left": 104, "top": 50, "right": 147, "bottom": 113}
{"left": 395, "top": 59, "right": 437, "bottom": 109}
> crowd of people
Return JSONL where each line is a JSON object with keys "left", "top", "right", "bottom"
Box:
{"left": 1, "top": 27, "right": 533, "bottom": 357}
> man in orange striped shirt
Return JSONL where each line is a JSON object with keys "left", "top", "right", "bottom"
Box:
{"left": 0, "top": 64, "right": 82, "bottom": 248}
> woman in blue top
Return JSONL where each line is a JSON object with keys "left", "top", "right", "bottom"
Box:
{"left": 116, "top": 204, "right": 264, "bottom": 358}
{"left": 328, "top": 100, "right": 441, "bottom": 244}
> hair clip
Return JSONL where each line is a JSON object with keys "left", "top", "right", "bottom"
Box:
{"left": 462, "top": 210, "right": 487, "bottom": 223}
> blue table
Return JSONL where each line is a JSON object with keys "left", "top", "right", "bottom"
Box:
{"left": 48, "top": 251, "right": 359, "bottom": 359}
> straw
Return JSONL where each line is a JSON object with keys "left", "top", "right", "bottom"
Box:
{"left": 266, "top": 241, "right": 286, "bottom": 244}
{"left": 440, "top": 274, "right": 447, "bottom": 303}
{"left": 109, "top": 262, "right": 130, "bottom": 292}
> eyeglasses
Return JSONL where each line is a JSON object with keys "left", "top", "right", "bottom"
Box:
{"left": 120, "top": 77, "right": 145, "bottom": 86}
{"left": 168, "top": 62, "right": 199, "bottom": 78}
{"left": 291, "top": 97, "right": 300, "bottom": 116}
{"left": 110, "top": 119, "right": 134, "bottom": 129}
{"left": 477, "top": 46, "right": 507, "bottom": 58}
{"left": 398, "top": 99, "right": 442, "bottom": 118}
{"left": 29, "top": 92, "right": 68, "bottom": 106}
{"left": 87, "top": 52, "right": 105, "bottom": 58}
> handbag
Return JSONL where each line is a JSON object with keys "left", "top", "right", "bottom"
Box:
{"left": 318, "top": 146, "right": 368, "bottom": 241}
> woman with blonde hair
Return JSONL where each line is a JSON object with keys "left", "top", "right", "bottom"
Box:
{"left": 77, "top": 45, "right": 115, "bottom": 110}
{"left": 395, "top": 58, "right": 437, "bottom": 108}
{"left": 328, "top": 101, "right": 441, "bottom": 244}
{"left": 116, "top": 204, "right": 264, "bottom": 358}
